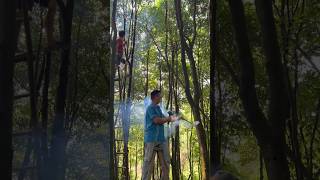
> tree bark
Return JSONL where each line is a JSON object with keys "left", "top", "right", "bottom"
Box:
{"left": 23, "top": 2, "right": 43, "bottom": 178}
{"left": 173, "top": 44, "right": 181, "bottom": 180}
{"left": 174, "top": 0, "right": 209, "bottom": 178}
{"left": 39, "top": 51, "right": 52, "bottom": 179}
{"left": 109, "top": 0, "right": 118, "bottom": 178}
{"left": 228, "top": 0, "right": 291, "bottom": 179}
{"left": 0, "top": 1, "right": 16, "bottom": 179}
{"left": 48, "top": 1, "right": 74, "bottom": 179}
{"left": 122, "top": 2, "right": 138, "bottom": 179}
{"left": 278, "top": 1, "right": 304, "bottom": 178}
{"left": 209, "top": 0, "right": 220, "bottom": 175}
{"left": 145, "top": 50, "right": 149, "bottom": 97}
{"left": 260, "top": 148, "right": 264, "bottom": 180}
{"left": 254, "top": 0, "right": 291, "bottom": 179}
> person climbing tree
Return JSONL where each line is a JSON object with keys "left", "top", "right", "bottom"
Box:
{"left": 142, "top": 90, "right": 178, "bottom": 180}
{"left": 116, "top": 30, "right": 126, "bottom": 68}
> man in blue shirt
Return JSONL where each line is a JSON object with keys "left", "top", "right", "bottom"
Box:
{"left": 142, "top": 90, "right": 177, "bottom": 180}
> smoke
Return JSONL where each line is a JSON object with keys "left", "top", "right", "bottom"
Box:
{"left": 114, "top": 96, "right": 199, "bottom": 139}
{"left": 164, "top": 114, "right": 200, "bottom": 138}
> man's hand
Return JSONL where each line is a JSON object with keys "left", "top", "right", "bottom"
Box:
{"left": 168, "top": 115, "right": 178, "bottom": 122}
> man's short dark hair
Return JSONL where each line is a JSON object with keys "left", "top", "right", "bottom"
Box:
{"left": 212, "top": 170, "right": 239, "bottom": 180}
{"left": 119, "top": 30, "right": 125, "bottom": 37}
{"left": 151, "top": 90, "right": 161, "bottom": 99}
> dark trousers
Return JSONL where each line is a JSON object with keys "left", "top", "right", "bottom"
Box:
{"left": 117, "top": 53, "right": 125, "bottom": 65}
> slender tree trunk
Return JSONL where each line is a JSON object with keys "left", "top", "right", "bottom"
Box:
{"left": 145, "top": 50, "right": 149, "bottom": 97}
{"left": 190, "top": 130, "right": 193, "bottom": 180}
{"left": 0, "top": 1, "right": 16, "bottom": 179}
{"left": 18, "top": 138, "right": 33, "bottom": 180}
{"left": 48, "top": 1, "right": 74, "bottom": 180}
{"left": 23, "top": 2, "right": 43, "bottom": 178}
{"left": 260, "top": 148, "right": 264, "bottom": 180}
{"left": 216, "top": 62, "right": 223, "bottom": 170}
{"left": 171, "top": 88, "right": 177, "bottom": 180}
{"left": 170, "top": 39, "right": 176, "bottom": 180}
{"left": 278, "top": 1, "right": 304, "bottom": 178}
{"left": 108, "top": 0, "right": 118, "bottom": 178}
{"left": 188, "top": 130, "right": 194, "bottom": 180}
{"left": 18, "top": 2, "right": 43, "bottom": 180}
{"left": 39, "top": 51, "right": 52, "bottom": 179}
{"left": 135, "top": 142, "right": 138, "bottom": 180}
{"left": 174, "top": 0, "right": 209, "bottom": 178}
{"left": 123, "top": 2, "right": 138, "bottom": 179}
{"left": 228, "top": 0, "right": 291, "bottom": 179}
{"left": 209, "top": 0, "right": 220, "bottom": 175}
{"left": 254, "top": 1, "right": 291, "bottom": 179}
{"left": 17, "top": 3, "right": 39, "bottom": 179}
{"left": 309, "top": 99, "right": 320, "bottom": 179}
{"left": 172, "top": 44, "right": 181, "bottom": 180}
{"left": 159, "top": 55, "right": 162, "bottom": 91}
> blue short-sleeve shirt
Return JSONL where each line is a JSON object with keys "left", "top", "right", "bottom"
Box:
{"left": 144, "top": 104, "right": 166, "bottom": 143}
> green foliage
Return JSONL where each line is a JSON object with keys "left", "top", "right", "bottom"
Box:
{"left": 11, "top": 0, "right": 320, "bottom": 178}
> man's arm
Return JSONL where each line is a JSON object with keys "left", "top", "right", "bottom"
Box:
{"left": 153, "top": 115, "right": 177, "bottom": 125}
{"left": 153, "top": 116, "right": 170, "bottom": 125}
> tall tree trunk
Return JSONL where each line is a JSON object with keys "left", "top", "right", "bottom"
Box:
{"left": 39, "top": 51, "right": 52, "bottom": 179}
{"left": 209, "top": 0, "right": 220, "bottom": 175}
{"left": 188, "top": 130, "right": 194, "bottom": 180}
{"left": 278, "top": 1, "right": 304, "bottom": 178}
{"left": 145, "top": 50, "right": 149, "bottom": 97}
{"left": 123, "top": 2, "right": 138, "bottom": 179}
{"left": 0, "top": 1, "right": 16, "bottom": 179}
{"left": 228, "top": 0, "right": 291, "bottom": 179}
{"left": 174, "top": 0, "right": 209, "bottom": 179}
{"left": 171, "top": 54, "right": 176, "bottom": 179}
{"left": 164, "top": 0, "right": 171, "bottom": 111}
{"left": 309, "top": 99, "right": 320, "bottom": 179}
{"left": 259, "top": 148, "right": 264, "bottom": 180}
{"left": 135, "top": 142, "right": 138, "bottom": 180}
{"left": 110, "top": 0, "right": 117, "bottom": 178}
{"left": 18, "top": 7, "right": 37, "bottom": 180}
{"left": 23, "top": 2, "right": 43, "bottom": 178}
{"left": 254, "top": 0, "right": 291, "bottom": 179}
{"left": 48, "top": 1, "right": 74, "bottom": 179}
{"left": 159, "top": 55, "right": 162, "bottom": 91}
{"left": 172, "top": 44, "right": 181, "bottom": 180}
{"left": 18, "top": 138, "right": 33, "bottom": 180}
{"left": 18, "top": 3, "right": 44, "bottom": 179}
